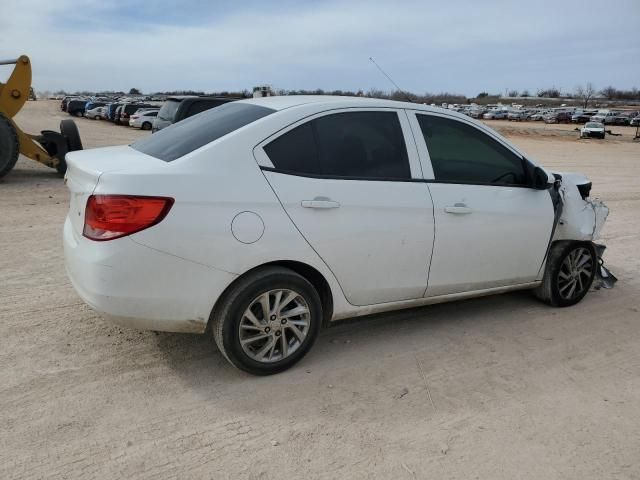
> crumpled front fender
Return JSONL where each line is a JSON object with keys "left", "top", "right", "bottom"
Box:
{"left": 552, "top": 172, "right": 609, "bottom": 242}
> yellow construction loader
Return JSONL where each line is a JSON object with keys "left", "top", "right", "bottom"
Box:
{"left": 0, "top": 55, "right": 82, "bottom": 178}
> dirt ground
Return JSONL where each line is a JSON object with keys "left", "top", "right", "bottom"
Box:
{"left": 1, "top": 101, "right": 639, "bottom": 480}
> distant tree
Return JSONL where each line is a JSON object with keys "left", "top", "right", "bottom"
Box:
{"left": 520, "top": 89, "right": 530, "bottom": 97}
{"left": 599, "top": 85, "right": 616, "bottom": 100}
{"left": 537, "top": 87, "right": 561, "bottom": 98}
{"left": 508, "top": 89, "right": 519, "bottom": 97}
{"left": 477, "top": 92, "right": 489, "bottom": 98}
{"left": 575, "top": 82, "right": 596, "bottom": 108}
{"left": 128, "top": 87, "right": 141, "bottom": 95}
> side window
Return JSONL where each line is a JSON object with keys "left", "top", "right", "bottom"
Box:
{"left": 263, "top": 111, "right": 411, "bottom": 179}
{"left": 264, "top": 122, "right": 320, "bottom": 174}
{"left": 314, "top": 112, "right": 410, "bottom": 179}
{"left": 417, "top": 114, "right": 526, "bottom": 185}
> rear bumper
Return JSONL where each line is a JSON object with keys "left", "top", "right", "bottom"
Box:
{"left": 63, "top": 217, "right": 237, "bottom": 333}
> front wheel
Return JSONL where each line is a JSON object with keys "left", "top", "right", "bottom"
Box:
{"left": 535, "top": 242, "right": 596, "bottom": 307}
{"left": 212, "top": 267, "right": 322, "bottom": 375}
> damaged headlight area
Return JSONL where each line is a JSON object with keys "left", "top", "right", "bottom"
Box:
{"left": 551, "top": 172, "right": 617, "bottom": 290}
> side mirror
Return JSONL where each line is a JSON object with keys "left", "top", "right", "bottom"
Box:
{"left": 533, "top": 166, "right": 553, "bottom": 190}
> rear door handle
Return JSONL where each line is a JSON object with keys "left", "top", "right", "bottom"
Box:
{"left": 301, "top": 197, "right": 341, "bottom": 209}
{"left": 444, "top": 203, "right": 472, "bottom": 214}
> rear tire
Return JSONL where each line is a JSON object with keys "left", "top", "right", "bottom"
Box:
{"left": 141, "top": 122, "right": 152, "bottom": 131}
{"left": 211, "top": 267, "right": 322, "bottom": 375}
{"left": 0, "top": 112, "right": 19, "bottom": 179}
{"left": 534, "top": 241, "right": 596, "bottom": 307}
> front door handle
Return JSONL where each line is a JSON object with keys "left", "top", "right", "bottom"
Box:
{"left": 301, "top": 197, "right": 341, "bottom": 209}
{"left": 444, "top": 203, "right": 472, "bottom": 214}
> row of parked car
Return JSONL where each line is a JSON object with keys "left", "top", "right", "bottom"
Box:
{"left": 455, "top": 105, "right": 640, "bottom": 126}
{"left": 60, "top": 95, "right": 240, "bottom": 132}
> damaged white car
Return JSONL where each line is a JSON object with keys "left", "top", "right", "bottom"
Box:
{"left": 63, "top": 96, "right": 615, "bottom": 375}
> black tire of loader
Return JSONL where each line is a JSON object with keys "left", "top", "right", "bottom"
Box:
{"left": 0, "top": 113, "right": 20, "bottom": 179}
{"left": 57, "top": 120, "right": 83, "bottom": 174}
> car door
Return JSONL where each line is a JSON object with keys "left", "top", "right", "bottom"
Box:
{"left": 254, "top": 109, "right": 435, "bottom": 306}
{"left": 407, "top": 111, "right": 554, "bottom": 297}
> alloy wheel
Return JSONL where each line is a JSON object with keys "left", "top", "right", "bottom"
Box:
{"left": 557, "top": 247, "right": 593, "bottom": 300}
{"left": 239, "top": 289, "right": 311, "bottom": 363}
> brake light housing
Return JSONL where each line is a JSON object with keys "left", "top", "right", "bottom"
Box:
{"left": 83, "top": 195, "right": 174, "bottom": 241}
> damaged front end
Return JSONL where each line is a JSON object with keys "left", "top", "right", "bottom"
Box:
{"left": 550, "top": 172, "right": 617, "bottom": 289}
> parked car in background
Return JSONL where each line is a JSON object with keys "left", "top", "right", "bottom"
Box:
{"left": 544, "top": 112, "right": 572, "bottom": 124}
{"left": 117, "top": 103, "right": 154, "bottom": 125}
{"left": 113, "top": 105, "right": 124, "bottom": 124}
{"left": 630, "top": 115, "right": 640, "bottom": 126}
{"left": 482, "top": 110, "right": 508, "bottom": 120}
{"left": 152, "top": 96, "right": 239, "bottom": 132}
{"left": 61, "top": 96, "right": 82, "bottom": 112}
{"left": 84, "top": 101, "right": 106, "bottom": 115}
{"left": 86, "top": 106, "right": 105, "bottom": 120}
{"left": 591, "top": 112, "right": 617, "bottom": 124}
{"left": 571, "top": 111, "right": 597, "bottom": 123}
{"left": 105, "top": 103, "right": 122, "bottom": 122}
{"left": 530, "top": 111, "right": 548, "bottom": 121}
{"left": 129, "top": 109, "right": 159, "bottom": 130}
{"left": 467, "top": 109, "right": 486, "bottom": 119}
{"left": 507, "top": 111, "right": 529, "bottom": 121}
{"left": 64, "top": 96, "right": 610, "bottom": 374}
{"left": 611, "top": 112, "right": 638, "bottom": 126}
{"left": 580, "top": 122, "right": 606, "bottom": 139}
{"left": 67, "top": 99, "right": 89, "bottom": 117}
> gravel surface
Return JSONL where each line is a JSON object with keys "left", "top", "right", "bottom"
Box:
{"left": 1, "top": 101, "right": 639, "bottom": 479}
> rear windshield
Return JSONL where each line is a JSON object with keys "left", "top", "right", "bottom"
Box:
{"left": 131, "top": 103, "right": 275, "bottom": 162}
{"left": 157, "top": 99, "right": 182, "bottom": 121}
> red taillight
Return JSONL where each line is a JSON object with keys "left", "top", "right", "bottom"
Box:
{"left": 83, "top": 195, "right": 174, "bottom": 241}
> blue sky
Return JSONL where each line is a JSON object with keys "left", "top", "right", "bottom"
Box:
{"left": 2, "top": 0, "right": 639, "bottom": 95}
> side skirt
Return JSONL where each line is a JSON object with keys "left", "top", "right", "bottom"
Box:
{"left": 330, "top": 281, "right": 541, "bottom": 322}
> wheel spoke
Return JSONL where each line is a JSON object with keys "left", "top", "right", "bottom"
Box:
{"left": 241, "top": 333, "right": 271, "bottom": 346}
{"left": 558, "top": 270, "right": 571, "bottom": 280}
{"left": 559, "top": 279, "right": 575, "bottom": 294}
{"left": 259, "top": 293, "right": 271, "bottom": 321}
{"left": 567, "top": 281, "right": 577, "bottom": 299}
{"left": 255, "top": 337, "right": 276, "bottom": 360}
{"left": 280, "top": 305, "right": 309, "bottom": 319}
{"left": 277, "top": 291, "right": 298, "bottom": 314}
{"left": 576, "top": 273, "right": 584, "bottom": 292}
{"left": 240, "top": 324, "right": 263, "bottom": 332}
{"left": 244, "top": 309, "right": 263, "bottom": 328}
{"left": 576, "top": 253, "right": 591, "bottom": 269}
{"left": 288, "top": 324, "right": 306, "bottom": 342}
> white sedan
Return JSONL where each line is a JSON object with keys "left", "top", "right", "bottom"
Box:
{"left": 64, "top": 96, "right": 611, "bottom": 375}
{"left": 580, "top": 122, "right": 606, "bottom": 139}
{"left": 129, "top": 109, "right": 159, "bottom": 130}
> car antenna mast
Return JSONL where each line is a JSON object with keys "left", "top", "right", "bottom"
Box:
{"left": 368, "top": 56, "right": 414, "bottom": 103}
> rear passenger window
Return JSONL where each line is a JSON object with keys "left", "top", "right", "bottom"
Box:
{"left": 264, "top": 111, "right": 411, "bottom": 180}
{"left": 417, "top": 114, "right": 526, "bottom": 185}
{"left": 264, "top": 123, "right": 320, "bottom": 174}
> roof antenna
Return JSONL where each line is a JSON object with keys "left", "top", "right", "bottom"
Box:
{"left": 369, "top": 56, "right": 414, "bottom": 103}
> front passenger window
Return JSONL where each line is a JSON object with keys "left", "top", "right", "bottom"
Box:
{"left": 417, "top": 114, "right": 526, "bottom": 185}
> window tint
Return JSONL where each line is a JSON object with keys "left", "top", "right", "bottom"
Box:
{"left": 185, "top": 99, "right": 230, "bottom": 118}
{"left": 132, "top": 103, "right": 275, "bottom": 162}
{"left": 264, "top": 122, "right": 320, "bottom": 174}
{"left": 264, "top": 111, "right": 411, "bottom": 179}
{"left": 417, "top": 114, "right": 526, "bottom": 185}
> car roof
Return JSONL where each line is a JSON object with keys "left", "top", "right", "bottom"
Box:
{"left": 237, "top": 95, "right": 464, "bottom": 117}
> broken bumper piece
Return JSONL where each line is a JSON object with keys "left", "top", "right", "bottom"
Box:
{"left": 593, "top": 243, "right": 617, "bottom": 290}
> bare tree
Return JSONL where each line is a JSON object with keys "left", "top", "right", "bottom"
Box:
{"left": 600, "top": 85, "right": 617, "bottom": 100}
{"left": 575, "top": 82, "right": 596, "bottom": 108}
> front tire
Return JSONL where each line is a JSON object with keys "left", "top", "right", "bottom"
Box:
{"left": 212, "top": 267, "right": 322, "bottom": 375}
{"left": 535, "top": 242, "right": 596, "bottom": 307}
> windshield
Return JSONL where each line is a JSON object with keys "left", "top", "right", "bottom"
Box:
{"left": 585, "top": 122, "right": 602, "bottom": 128}
{"left": 131, "top": 102, "right": 275, "bottom": 162}
{"left": 157, "top": 99, "right": 182, "bottom": 121}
